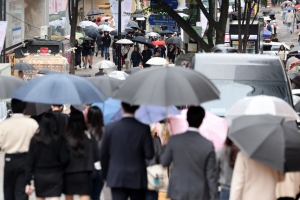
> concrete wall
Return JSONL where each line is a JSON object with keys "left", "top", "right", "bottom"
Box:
{"left": 24, "top": 0, "right": 48, "bottom": 39}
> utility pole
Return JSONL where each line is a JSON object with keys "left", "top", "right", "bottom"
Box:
{"left": 117, "top": 0, "right": 122, "bottom": 71}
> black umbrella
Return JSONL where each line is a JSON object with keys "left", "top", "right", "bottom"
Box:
{"left": 87, "top": 76, "right": 123, "bottom": 97}
{"left": 12, "top": 62, "right": 35, "bottom": 70}
{"left": 125, "top": 27, "right": 134, "bottom": 32}
{"left": 125, "top": 67, "right": 142, "bottom": 75}
{"left": 127, "top": 20, "right": 140, "bottom": 29}
{"left": 84, "top": 26, "right": 100, "bottom": 38}
{"left": 87, "top": 9, "right": 104, "bottom": 16}
{"left": 110, "top": 29, "right": 127, "bottom": 36}
{"left": 79, "top": 36, "right": 94, "bottom": 41}
{"left": 132, "top": 36, "right": 153, "bottom": 46}
{"left": 24, "top": 103, "right": 51, "bottom": 116}
{"left": 159, "top": 30, "right": 174, "bottom": 36}
{"left": 38, "top": 70, "right": 59, "bottom": 75}
{"left": 0, "top": 76, "right": 24, "bottom": 99}
{"left": 166, "top": 37, "right": 182, "bottom": 47}
{"left": 229, "top": 114, "right": 300, "bottom": 173}
{"left": 268, "top": 10, "right": 281, "bottom": 15}
{"left": 114, "top": 67, "right": 220, "bottom": 106}
{"left": 288, "top": 73, "right": 300, "bottom": 85}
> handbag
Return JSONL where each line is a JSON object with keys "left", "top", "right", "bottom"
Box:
{"left": 147, "top": 164, "right": 168, "bottom": 191}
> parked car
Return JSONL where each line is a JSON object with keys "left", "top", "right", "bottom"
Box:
{"left": 176, "top": 54, "right": 293, "bottom": 116}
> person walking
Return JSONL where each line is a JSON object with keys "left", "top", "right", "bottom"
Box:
{"left": 87, "top": 106, "right": 105, "bottom": 200}
{"left": 63, "top": 109, "right": 99, "bottom": 200}
{"left": 96, "top": 31, "right": 104, "bottom": 57}
{"left": 0, "top": 99, "right": 39, "bottom": 200}
{"left": 25, "top": 113, "right": 69, "bottom": 200}
{"left": 142, "top": 45, "right": 152, "bottom": 68}
{"left": 51, "top": 105, "right": 68, "bottom": 135}
{"left": 122, "top": 44, "right": 134, "bottom": 69}
{"left": 100, "top": 102, "right": 154, "bottom": 200}
{"left": 81, "top": 40, "right": 90, "bottom": 69}
{"left": 75, "top": 40, "right": 82, "bottom": 69}
{"left": 277, "top": 45, "right": 286, "bottom": 66}
{"left": 285, "top": 10, "right": 294, "bottom": 34}
{"left": 167, "top": 44, "right": 176, "bottom": 64}
{"left": 230, "top": 152, "right": 285, "bottom": 200}
{"left": 88, "top": 40, "right": 95, "bottom": 69}
{"left": 217, "top": 138, "right": 239, "bottom": 200}
{"left": 131, "top": 45, "right": 142, "bottom": 67}
{"left": 296, "top": 8, "right": 300, "bottom": 30}
{"left": 102, "top": 31, "right": 111, "bottom": 60}
{"left": 160, "top": 106, "right": 218, "bottom": 200}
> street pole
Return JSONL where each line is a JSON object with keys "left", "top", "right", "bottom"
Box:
{"left": 117, "top": 0, "right": 122, "bottom": 71}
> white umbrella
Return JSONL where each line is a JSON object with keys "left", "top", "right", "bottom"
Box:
{"left": 116, "top": 39, "right": 134, "bottom": 44}
{"left": 146, "top": 57, "right": 169, "bottom": 66}
{"left": 145, "top": 32, "right": 160, "bottom": 37}
{"left": 78, "top": 21, "right": 98, "bottom": 28}
{"left": 136, "top": 17, "right": 145, "bottom": 21}
{"left": 98, "top": 25, "right": 113, "bottom": 31}
{"left": 108, "top": 71, "right": 129, "bottom": 80}
{"left": 263, "top": 17, "right": 271, "bottom": 21}
{"left": 225, "top": 95, "right": 299, "bottom": 121}
{"left": 49, "top": 19, "right": 61, "bottom": 27}
{"left": 178, "top": 13, "right": 189, "bottom": 18}
{"left": 94, "top": 60, "right": 115, "bottom": 69}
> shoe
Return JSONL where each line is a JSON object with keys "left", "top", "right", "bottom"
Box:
{"left": 83, "top": 65, "right": 86, "bottom": 69}
{"left": 89, "top": 65, "right": 92, "bottom": 69}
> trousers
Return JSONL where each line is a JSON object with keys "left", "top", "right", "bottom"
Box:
{"left": 4, "top": 153, "right": 28, "bottom": 200}
{"left": 111, "top": 188, "right": 146, "bottom": 200}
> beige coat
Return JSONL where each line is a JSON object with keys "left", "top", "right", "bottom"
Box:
{"left": 230, "top": 152, "right": 285, "bottom": 200}
{"left": 276, "top": 172, "right": 300, "bottom": 198}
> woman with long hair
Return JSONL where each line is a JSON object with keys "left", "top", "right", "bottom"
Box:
{"left": 64, "top": 109, "right": 99, "bottom": 200}
{"left": 216, "top": 137, "right": 239, "bottom": 200}
{"left": 87, "top": 106, "right": 104, "bottom": 200}
{"left": 81, "top": 40, "right": 90, "bottom": 69}
{"left": 88, "top": 40, "right": 95, "bottom": 69}
{"left": 277, "top": 45, "right": 286, "bottom": 66}
{"left": 25, "top": 113, "right": 69, "bottom": 200}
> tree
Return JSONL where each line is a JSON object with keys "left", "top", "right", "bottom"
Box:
{"left": 150, "top": 0, "right": 229, "bottom": 52}
{"left": 68, "top": 0, "right": 80, "bottom": 74}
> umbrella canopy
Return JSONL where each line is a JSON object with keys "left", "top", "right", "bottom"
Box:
{"left": 294, "top": 4, "right": 300, "bottom": 9}
{"left": 78, "top": 21, "right": 98, "bottom": 28}
{"left": 136, "top": 17, "right": 146, "bottom": 21}
{"left": 146, "top": 57, "right": 169, "bottom": 66}
{"left": 260, "top": 8, "right": 272, "bottom": 12}
{"left": 101, "top": 16, "right": 111, "bottom": 21}
{"left": 146, "top": 32, "right": 160, "bottom": 37}
{"left": 38, "top": 70, "right": 59, "bottom": 75}
{"left": 283, "top": 7, "right": 294, "bottom": 11}
{"left": 135, "top": 105, "right": 180, "bottom": 124}
{"left": 132, "top": 36, "right": 153, "bottom": 46}
{"left": 263, "top": 29, "right": 272, "bottom": 38}
{"left": 116, "top": 39, "right": 134, "bottom": 44}
{"left": 288, "top": 72, "right": 300, "bottom": 85}
{"left": 152, "top": 41, "right": 166, "bottom": 46}
{"left": 87, "top": 9, "right": 104, "bottom": 16}
{"left": 0, "top": 76, "right": 24, "bottom": 99}
{"left": 268, "top": 10, "right": 281, "bottom": 15}
{"left": 114, "top": 67, "right": 220, "bottom": 106}
{"left": 110, "top": 29, "right": 127, "bottom": 36}
{"left": 99, "top": 21, "right": 110, "bottom": 26}
{"left": 125, "top": 27, "right": 134, "bottom": 32}
{"left": 228, "top": 114, "right": 300, "bottom": 173}
{"left": 84, "top": 26, "right": 100, "bottom": 38}
{"left": 169, "top": 109, "right": 228, "bottom": 151}
{"left": 290, "top": 59, "right": 300, "bottom": 70}
{"left": 125, "top": 67, "right": 142, "bottom": 74}
{"left": 24, "top": 103, "right": 51, "bottom": 116}
{"left": 57, "top": 10, "right": 67, "bottom": 17}
{"left": 289, "top": 45, "right": 300, "bottom": 52}
{"left": 108, "top": 71, "right": 129, "bottom": 80}
{"left": 166, "top": 37, "right": 182, "bottom": 47}
{"left": 98, "top": 25, "right": 113, "bottom": 31}
{"left": 49, "top": 19, "right": 61, "bottom": 27}
{"left": 49, "top": 14, "right": 62, "bottom": 21}
{"left": 159, "top": 30, "right": 174, "bottom": 36}
{"left": 127, "top": 20, "right": 140, "bottom": 29}
{"left": 94, "top": 60, "right": 115, "bottom": 69}
{"left": 281, "top": 1, "right": 293, "bottom": 6}
{"left": 225, "top": 95, "right": 299, "bottom": 121}
{"left": 87, "top": 76, "right": 122, "bottom": 97}
{"left": 132, "top": 14, "right": 145, "bottom": 18}
{"left": 79, "top": 36, "right": 94, "bottom": 41}
{"left": 92, "top": 98, "right": 121, "bottom": 125}
{"left": 12, "top": 73, "right": 107, "bottom": 105}
{"left": 263, "top": 16, "right": 271, "bottom": 21}
{"left": 12, "top": 62, "right": 35, "bottom": 71}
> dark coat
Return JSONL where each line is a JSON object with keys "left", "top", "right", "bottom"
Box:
{"left": 102, "top": 35, "right": 111, "bottom": 47}
{"left": 100, "top": 117, "right": 154, "bottom": 189}
{"left": 160, "top": 131, "right": 218, "bottom": 200}
{"left": 51, "top": 111, "right": 68, "bottom": 135}
{"left": 131, "top": 50, "right": 142, "bottom": 63}
{"left": 142, "top": 49, "right": 152, "bottom": 63}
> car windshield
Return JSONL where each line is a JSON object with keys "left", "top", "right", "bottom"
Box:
{"left": 201, "top": 80, "right": 290, "bottom": 116}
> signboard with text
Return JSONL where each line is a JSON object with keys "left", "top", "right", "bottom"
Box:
{"left": 148, "top": 15, "right": 176, "bottom": 26}
{"left": 0, "top": 21, "right": 8, "bottom": 54}
{"left": 150, "top": 0, "right": 178, "bottom": 9}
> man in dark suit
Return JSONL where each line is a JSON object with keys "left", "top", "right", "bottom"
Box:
{"left": 160, "top": 106, "right": 218, "bottom": 200}
{"left": 100, "top": 102, "right": 154, "bottom": 200}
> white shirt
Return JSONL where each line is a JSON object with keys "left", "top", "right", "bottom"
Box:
{"left": 187, "top": 127, "right": 199, "bottom": 132}
{"left": 123, "top": 113, "right": 134, "bottom": 118}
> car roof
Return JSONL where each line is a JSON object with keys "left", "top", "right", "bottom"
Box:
{"left": 193, "top": 54, "right": 287, "bottom": 81}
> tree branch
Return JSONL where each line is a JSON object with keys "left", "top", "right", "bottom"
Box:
{"left": 195, "top": 0, "right": 219, "bottom": 29}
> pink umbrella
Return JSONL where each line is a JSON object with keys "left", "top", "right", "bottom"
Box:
{"left": 169, "top": 109, "right": 228, "bottom": 151}
{"left": 64, "top": 35, "right": 79, "bottom": 40}
{"left": 101, "top": 17, "right": 111, "bottom": 21}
